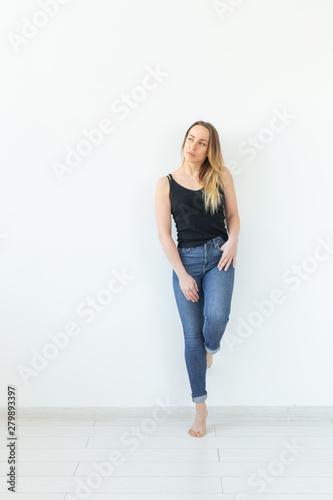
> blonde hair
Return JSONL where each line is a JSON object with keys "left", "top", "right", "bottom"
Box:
{"left": 180, "top": 120, "right": 227, "bottom": 214}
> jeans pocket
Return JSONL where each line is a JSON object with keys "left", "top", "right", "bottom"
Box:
{"left": 214, "top": 237, "right": 225, "bottom": 250}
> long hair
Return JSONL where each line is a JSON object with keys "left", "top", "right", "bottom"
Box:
{"left": 180, "top": 120, "right": 227, "bottom": 215}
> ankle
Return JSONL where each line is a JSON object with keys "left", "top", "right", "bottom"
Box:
{"left": 195, "top": 402, "right": 208, "bottom": 413}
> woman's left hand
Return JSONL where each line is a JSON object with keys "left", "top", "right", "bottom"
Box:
{"left": 218, "top": 237, "right": 238, "bottom": 271}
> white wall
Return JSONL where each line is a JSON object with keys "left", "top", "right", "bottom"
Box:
{"left": 1, "top": 0, "right": 332, "bottom": 407}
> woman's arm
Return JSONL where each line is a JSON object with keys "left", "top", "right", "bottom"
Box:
{"left": 154, "top": 176, "right": 188, "bottom": 280}
{"left": 218, "top": 167, "right": 240, "bottom": 271}
{"left": 155, "top": 176, "right": 200, "bottom": 302}
{"left": 223, "top": 166, "right": 240, "bottom": 243}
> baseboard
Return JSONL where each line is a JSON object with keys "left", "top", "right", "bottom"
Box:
{"left": 0, "top": 406, "right": 332, "bottom": 420}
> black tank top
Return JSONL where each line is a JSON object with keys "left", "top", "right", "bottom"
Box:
{"left": 167, "top": 173, "right": 229, "bottom": 248}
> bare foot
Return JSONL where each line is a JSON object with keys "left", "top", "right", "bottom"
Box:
{"left": 206, "top": 351, "right": 213, "bottom": 368}
{"left": 188, "top": 403, "right": 208, "bottom": 437}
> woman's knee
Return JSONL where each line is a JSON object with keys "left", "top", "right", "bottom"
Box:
{"left": 183, "top": 329, "right": 205, "bottom": 349}
{"left": 204, "top": 308, "right": 231, "bottom": 327}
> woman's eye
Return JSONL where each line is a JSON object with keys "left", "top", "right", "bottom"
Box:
{"left": 188, "top": 138, "right": 206, "bottom": 146}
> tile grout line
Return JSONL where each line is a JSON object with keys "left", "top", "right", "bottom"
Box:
{"left": 73, "top": 460, "right": 80, "bottom": 477}
{"left": 216, "top": 443, "right": 221, "bottom": 496}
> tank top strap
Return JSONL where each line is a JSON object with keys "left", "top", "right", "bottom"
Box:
{"left": 167, "top": 173, "right": 173, "bottom": 183}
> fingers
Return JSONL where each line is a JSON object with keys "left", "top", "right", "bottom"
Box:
{"left": 219, "top": 245, "right": 237, "bottom": 271}
{"left": 183, "top": 288, "right": 199, "bottom": 302}
{"left": 218, "top": 255, "right": 233, "bottom": 271}
{"left": 182, "top": 278, "right": 199, "bottom": 302}
{"left": 187, "top": 291, "right": 199, "bottom": 302}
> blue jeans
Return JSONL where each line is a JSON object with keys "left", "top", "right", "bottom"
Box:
{"left": 172, "top": 235, "right": 235, "bottom": 403}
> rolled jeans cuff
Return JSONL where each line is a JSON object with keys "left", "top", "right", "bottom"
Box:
{"left": 205, "top": 344, "right": 220, "bottom": 355}
{"left": 192, "top": 393, "right": 207, "bottom": 403}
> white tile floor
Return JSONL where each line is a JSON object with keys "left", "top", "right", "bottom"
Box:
{"left": 1, "top": 410, "right": 333, "bottom": 499}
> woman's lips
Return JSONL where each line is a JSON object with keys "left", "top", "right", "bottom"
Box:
{"left": 187, "top": 152, "right": 195, "bottom": 156}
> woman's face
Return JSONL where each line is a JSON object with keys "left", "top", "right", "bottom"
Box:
{"left": 185, "top": 125, "right": 210, "bottom": 164}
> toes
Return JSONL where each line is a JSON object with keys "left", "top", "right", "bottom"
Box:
{"left": 188, "top": 427, "right": 205, "bottom": 437}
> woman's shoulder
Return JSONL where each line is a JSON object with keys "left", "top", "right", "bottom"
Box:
{"left": 156, "top": 169, "right": 180, "bottom": 183}
{"left": 223, "top": 165, "right": 233, "bottom": 179}
{"left": 169, "top": 167, "right": 182, "bottom": 178}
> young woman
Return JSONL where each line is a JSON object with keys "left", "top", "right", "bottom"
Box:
{"left": 155, "top": 120, "right": 240, "bottom": 437}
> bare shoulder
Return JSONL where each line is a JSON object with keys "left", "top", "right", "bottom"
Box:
{"left": 169, "top": 167, "right": 183, "bottom": 180}
{"left": 223, "top": 165, "right": 233, "bottom": 181}
{"left": 156, "top": 174, "right": 170, "bottom": 191}
{"left": 155, "top": 175, "right": 171, "bottom": 199}
{"left": 222, "top": 166, "right": 234, "bottom": 189}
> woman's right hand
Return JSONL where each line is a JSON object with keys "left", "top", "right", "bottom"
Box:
{"left": 178, "top": 272, "right": 199, "bottom": 302}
